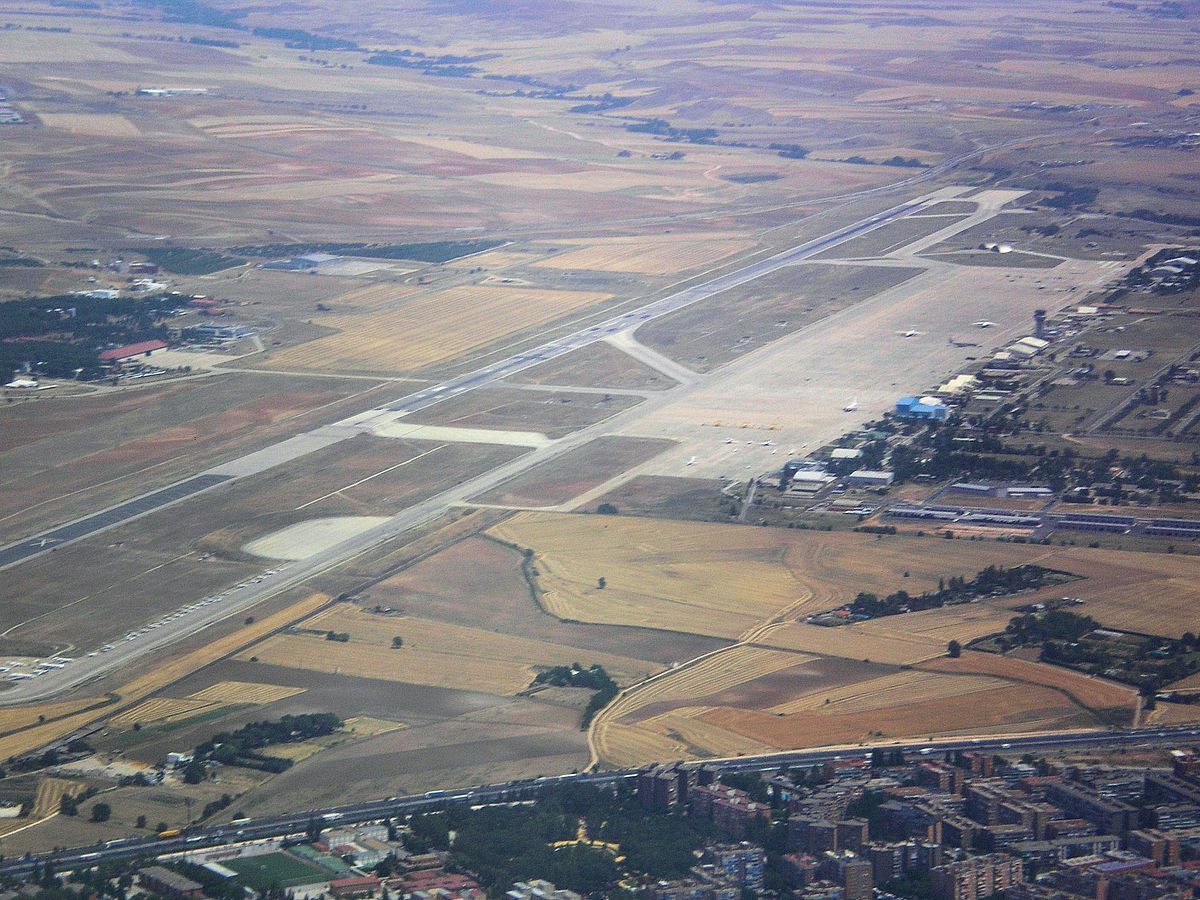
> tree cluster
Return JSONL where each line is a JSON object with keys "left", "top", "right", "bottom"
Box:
{"left": 848, "top": 564, "right": 1066, "bottom": 619}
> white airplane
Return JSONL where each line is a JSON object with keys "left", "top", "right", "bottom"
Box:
{"left": 723, "top": 438, "right": 734, "bottom": 444}
{"left": 973, "top": 321, "right": 997, "bottom": 328}
{"left": 897, "top": 329, "right": 925, "bottom": 338}
{"left": 843, "top": 398, "right": 858, "bottom": 412}
{"left": 686, "top": 456, "right": 697, "bottom": 467}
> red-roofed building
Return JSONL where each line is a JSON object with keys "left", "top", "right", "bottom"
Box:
{"left": 99, "top": 339, "right": 168, "bottom": 362}
{"left": 398, "top": 868, "right": 484, "bottom": 897}
{"left": 329, "top": 876, "right": 381, "bottom": 898}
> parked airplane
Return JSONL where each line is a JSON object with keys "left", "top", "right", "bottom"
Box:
{"left": 973, "top": 321, "right": 997, "bottom": 328}
{"left": 897, "top": 329, "right": 925, "bottom": 338}
{"left": 686, "top": 456, "right": 697, "bottom": 466}
{"left": 843, "top": 398, "right": 858, "bottom": 412}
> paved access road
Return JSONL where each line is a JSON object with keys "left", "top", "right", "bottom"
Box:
{"left": 4, "top": 724, "right": 1195, "bottom": 879}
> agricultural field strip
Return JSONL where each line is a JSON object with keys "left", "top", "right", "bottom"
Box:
{"left": 493, "top": 515, "right": 1173, "bottom": 764}
{"left": 243, "top": 602, "right": 658, "bottom": 694}
{"left": 0, "top": 189, "right": 976, "bottom": 705}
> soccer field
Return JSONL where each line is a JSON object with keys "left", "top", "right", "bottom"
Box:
{"left": 223, "top": 852, "right": 331, "bottom": 890}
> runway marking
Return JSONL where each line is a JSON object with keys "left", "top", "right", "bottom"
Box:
{"left": 294, "top": 444, "right": 447, "bottom": 511}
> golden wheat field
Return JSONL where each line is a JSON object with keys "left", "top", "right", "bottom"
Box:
{"left": 766, "top": 668, "right": 1004, "bottom": 716}
{"left": 639, "top": 707, "right": 778, "bottom": 759}
{"left": 36, "top": 113, "right": 140, "bottom": 137}
{"left": 302, "top": 603, "right": 657, "bottom": 681}
{"left": 239, "top": 603, "right": 659, "bottom": 694}
{"left": 592, "top": 651, "right": 1077, "bottom": 766}
{"left": 31, "top": 777, "right": 84, "bottom": 818}
{"left": 111, "top": 698, "right": 217, "bottom": 728}
{"left": 267, "top": 284, "right": 611, "bottom": 374}
{"left": 533, "top": 233, "right": 756, "bottom": 275}
{"left": 0, "top": 698, "right": 103, "bottom": 735}
{"left": 490, "top": 513, "right": 1051, "bottom": 639}
{"left": 603, "top": 645, "right": 811, "bottom": 720}
{"left": 916, "top": 651, "right": 1138, "bottom": 716}
{"left": 698, "top": 682, "right": 1090, "bottom": 753}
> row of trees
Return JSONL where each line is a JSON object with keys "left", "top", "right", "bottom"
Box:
{"left": 847, "top": 564, "right": 1067, "bottom": 619}
{"left": 190, "top": 713, "right": 342, "bottom": 774}
{"left": 532, "top": 664, "right": 618, "bottom": 728}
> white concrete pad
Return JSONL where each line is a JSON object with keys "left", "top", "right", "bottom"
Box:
{"left": 244, "top": 516, "right": 392, "bottom": 560}
{"left": 365, "top": 419, "right": 552, "bottom": 448}
{"left": 206, "top": 428, "right": 353, "bottom": 478}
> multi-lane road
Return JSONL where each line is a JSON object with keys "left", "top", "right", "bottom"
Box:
{"left": 0, "top": 189, "right": 951, "bottom": 704}
{"left": 4, "top": 724, "right": 1196, "bottom": 879}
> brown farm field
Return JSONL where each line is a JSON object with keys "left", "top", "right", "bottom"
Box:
{"left": 263, "top": 283, "right": 614, "bottom": 376}
{"left": 490, "top": 513, "right": 1047, "bottom": 638}
{"left": 238, "top": 601, "right": 661, "bottom": 695}
{"left": 532, "top": 233, "right": 757, "bottom": 275}
{"left": 484, "top": 513, "right": 1198, "bottom": 765}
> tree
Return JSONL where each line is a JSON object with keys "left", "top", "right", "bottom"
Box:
{"left": 597, "top": 577, "right": 607, "bottom": 590}
{"left": 59, "top": 795, "right": 78, "bottom": 816}
{"left": 90, "top": 803, "right": 111, "bottom": 823}
{"left": 947, "top": 640, "right": 962, "bottom": 658}
{"left": 136, "top": 814, "right": 147, "bottom": 829}
{"left": 391, "top": 636, "right": 403, "bottom": 649}
{"left": 181, "top": 760, "right": 205, "bottom": 784}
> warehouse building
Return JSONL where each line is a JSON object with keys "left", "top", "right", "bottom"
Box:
{"left": 895, "top": 396, "right": 949, "bottom": 421}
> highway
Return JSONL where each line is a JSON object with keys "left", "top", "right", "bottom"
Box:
{"left": 3, "top": 724, "right": 1196, "bottom": 879}
{"left": 0, "top": 189, "right": 943, "bottom": 704}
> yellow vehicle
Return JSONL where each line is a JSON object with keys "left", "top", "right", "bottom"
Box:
{"left": 157, "top": 828, "right": 182, "bottom": 839}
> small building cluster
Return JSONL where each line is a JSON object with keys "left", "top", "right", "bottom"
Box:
{"left": 637, "top": 748, "right": 1200, "bottom": 900}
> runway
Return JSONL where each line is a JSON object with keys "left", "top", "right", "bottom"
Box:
{"left": 0, "top": 474, "right": 231, "bottom": 570}
{"left": 0, "top": 186, "right": 960, "bottom": 704}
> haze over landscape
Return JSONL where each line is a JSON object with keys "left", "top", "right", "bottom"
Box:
{"left": 0, "top": 0, "right": 1199, "bottom": 895}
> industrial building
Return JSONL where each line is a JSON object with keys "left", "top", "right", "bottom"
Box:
{"left": 99, "top": 339, "right": 169, "bottom": 363}
{"left": 847, "top": 469, "right": 894, "bottom": 488}
{"left": 788, "top": 469, "right": 836, "bottom": 495}
{"left": 895, "top": 396, "right": 949, "bottom": 421}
